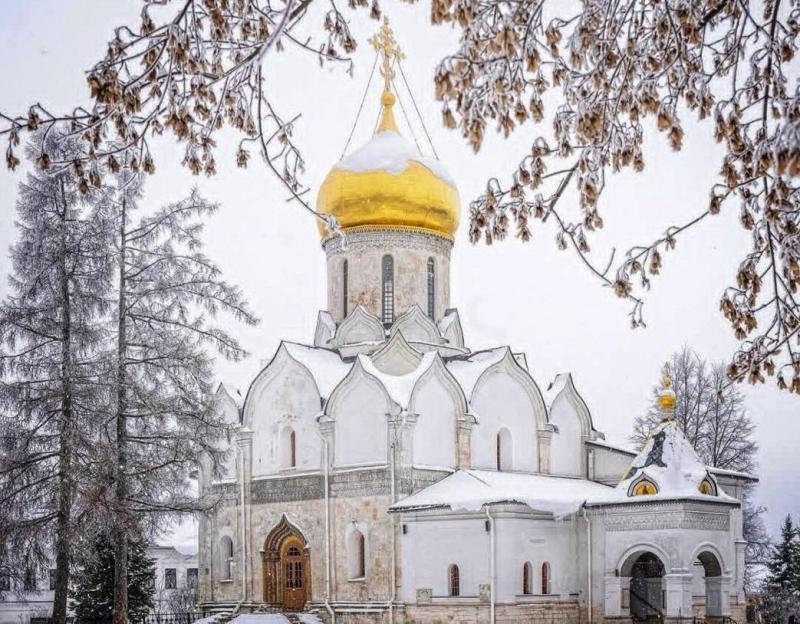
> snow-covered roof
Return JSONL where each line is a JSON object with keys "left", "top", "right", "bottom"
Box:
{"left": 586, "top": 438, "right": 636, "bottom": 455}
{"left": 336, "top": 130, "right": 456, "bottom": 188}
{"left": 437, "top": 309, "right": 459, "bottom": 334}
{"left": 358, "top": 351, "right": 437, "bottom": 409}
{"left": 609, "top": 420, "right": 738, "bottom": 504}
{"left": 543, "top": 373, "right": 570, "bottom": 409}
{"left": 283, "top": 342, "right": 352, "bottom": 400}
{"left": 707, "top": 466, "right": 758, "bottom": 482}
{"left": 390, "top": 469, "right": 614, "bottom": 518}
{"left": 445, "top": 347, "right": 508, "bottom": 399}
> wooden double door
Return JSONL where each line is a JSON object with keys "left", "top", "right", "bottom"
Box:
{"left": 280, "top": 536, "right": 307, "bottom": 610}
{"left": 262, "top": 520, "right": 311, "bottom": 611}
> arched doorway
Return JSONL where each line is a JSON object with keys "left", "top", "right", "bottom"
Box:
{"left": 621, "top": 551, "right": 666, "bottom": 622}
{"left": 262, "top": 515, "right": 311, "bottom": 610}
{"left": 696, "top": 550, "right": 724, "bottom": 619}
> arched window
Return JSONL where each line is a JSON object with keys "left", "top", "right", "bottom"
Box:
{"left": 698, "top": 478, "right": 717, "bottom": 496}
{"left": 348, "top": 528, "right": 366, "bottom": 579}
{"left": 496, "top": 428, "right": 512, "bottom": 471}
{"left": 342, "top": 259, "right": 348, "bottom": 318}
{"left": 523, "top": 561, "right": 533, "bottom": 595}
{"left": 448, "top": 564, "right": 460, "bottom": 597}
{"left": 427, "top": 257, "right": 435, "bottom": 319}
{"left": 280, "top": 427, "right": 296, "bottom": 468}
{"left": 219, "top": 536, "right": 234, "bottom": 580}
{"left": 382, "top": 255, "right": 394, "bottom": 326}
{"left": 541, "top": 561, "right": 551, "bottom": 595}
{"left": 630, "top": 476, "right": 658, "bottom": 497}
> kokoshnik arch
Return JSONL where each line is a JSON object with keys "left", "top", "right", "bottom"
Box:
{"left": 196, "top": 19, "right": 756, "bottom": 624}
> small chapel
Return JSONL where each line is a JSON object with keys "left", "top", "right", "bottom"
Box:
{"left": 197, "top": 20, "right": 756, "bottom": 624}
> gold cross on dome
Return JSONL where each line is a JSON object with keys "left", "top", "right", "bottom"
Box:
{"left": 661, "top": 363, "right": 672, "bottom": 389}
{"left": 369, "top": 17, "right": 405, "bottom": 94}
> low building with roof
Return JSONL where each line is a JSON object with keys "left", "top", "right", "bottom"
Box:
{"left": 196, "top": 18, "right": 755, "bottom": 624}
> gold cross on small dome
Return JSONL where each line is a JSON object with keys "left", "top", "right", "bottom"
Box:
{"left": 369, "top": 17, "right": 405, "bottom": 95}
{"left": 661, "top": 363, "right": 672, "bottom": 389}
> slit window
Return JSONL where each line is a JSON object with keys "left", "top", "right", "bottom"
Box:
{"left": 541, "top": 561, "right": 551, "bottom": 595}
{"left": 382, "top": 255, "right": 394, "bottom": 326}
{"left": 342, "top": 259, "right": 348, "bottom": 318}
{"left": 448, "top": 564, "right": 460, "bottom": 597}
{"left": 427, "top": 257, "right": 435, "bottom": 318}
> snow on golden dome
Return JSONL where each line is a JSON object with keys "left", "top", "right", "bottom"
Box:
{"left": 316, "top": 18, "right": 459, "bottom": 241}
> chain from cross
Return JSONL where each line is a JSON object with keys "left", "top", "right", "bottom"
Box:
{"left": 369, "top": 17, "right": 405, "bottom": 93}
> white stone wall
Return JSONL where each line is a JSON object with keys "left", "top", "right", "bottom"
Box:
{"left": 470, "top": 371, "right": 541, "bottom": 472}
{"left": 324, "top": 230, "right": 452, "bottom": 323}
{"left": 549, "top": 395, "right": 585, "bottom": 477}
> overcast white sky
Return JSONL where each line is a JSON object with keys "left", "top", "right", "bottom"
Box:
{"left": 1, "top": 1, "right": 797, "bottom": 553}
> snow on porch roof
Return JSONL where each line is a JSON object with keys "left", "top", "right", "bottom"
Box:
{"left": 390, "top": 469, "right": 614, "bottom": 518}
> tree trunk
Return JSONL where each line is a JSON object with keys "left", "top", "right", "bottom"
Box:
{"left": 52, "top": 179, "right": 74, "bottom": 624}
{"left": 113, "top": 197, "right": 129, "bottom": 624}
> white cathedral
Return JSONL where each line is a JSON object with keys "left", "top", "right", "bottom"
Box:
{"left": 197, "top": 21, "right": 755, "bottom": 624}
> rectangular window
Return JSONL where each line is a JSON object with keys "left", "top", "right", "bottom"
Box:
{"left": 49, "top": 569, "right": 57, "bottom": 591}
{"left": 621, "top": 587, "right": 629, "bottom": 609}
{"left": 164, "top": 568, "right": 177, "bottom": 590}
{"left": 186, "top": 568, "right": 198, "bottom": 589}
{"left": 0, "top": 573, "right": 10, "bottom": 591}
{"left": 23, "top": 567, "right": 35, "bottom": 591}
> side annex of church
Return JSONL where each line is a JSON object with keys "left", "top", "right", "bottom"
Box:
{"left": 197, "top": 20, "right": 755, "bottom": 624}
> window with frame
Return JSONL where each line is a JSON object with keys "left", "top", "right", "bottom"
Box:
{"left": 49, "top": 568, "right": 57, "bottom": 591}
{"left": 448, "top": 564, "right": 460, "bottom": 597}
{"left": 348, "top": 529, "right": 366, "bottom": 579}
{"left": 381, "top": 255, "right": 394, "bottom": 326}
{"left": 427, "top": 257, "right": 435, "bottom": 318}
{"left": 0, "top": 572, "right": 10, "bottom": 591}
{"left": 522, "top": 561, "right": 532, "bottom": 595}
{"left": 220, "top": 536, "right": 234, "bottom": 580}
{"left": 342, "top": 259, "right": 348, "bottom": 318}
{"left": 186, "top": 567, "right": 198, "bottom": 589}
{"left": 23, "top": 567, "right": 35, "bottom": 591}
{"left": 541, "top": 561, "right": 551, "bottom": 595}
{"left": 164, "top": 568, "right": 177, "bottom": 589}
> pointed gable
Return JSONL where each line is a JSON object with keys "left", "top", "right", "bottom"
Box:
{"left": 334, "top": 305, "right": 385, "bottom": 346}
{"left": 370, "top": 331, "right": 424, "bottom": 375}
{"left": 390, "top": 304, "right": 442, "bottom": 345}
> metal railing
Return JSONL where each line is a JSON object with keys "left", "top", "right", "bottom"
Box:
{"left": 32, "top": 613, "right": 207, "bottom": 624}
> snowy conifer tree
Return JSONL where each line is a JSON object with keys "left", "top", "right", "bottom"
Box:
{"left": 765, "top": 515, "right": 800, "bottom": 593}
{"left": 69, "top": 531, "right": 155, "bottom": 622}
{"left": 0, "top": 129, "right": 112, "bottom": 624}
{"left": 99, "top": 174, "right": 257, "bottom": 623}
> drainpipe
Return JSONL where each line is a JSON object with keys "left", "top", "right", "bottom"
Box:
{"left": 323, "top": 434, "right": 336, "bottom": 624}
{"left": 583, "top": 508, "right": 593, "bottom": 624}
{"left": 239, "top": 448, "right": 248, "bottom": 602}
{"left": 485, "top": 507, "right": 495, "bottom": 624}
{"left": 388, "top": 441, "right": 397, "bottom": 624}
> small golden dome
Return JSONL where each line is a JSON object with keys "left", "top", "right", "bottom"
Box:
{"left": 657, "top": 362, "right": 677, "bottom": 411}
{"left": 316, "top": 19, "right": 458, "bottom": 240}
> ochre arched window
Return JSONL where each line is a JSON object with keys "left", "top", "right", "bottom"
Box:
{"left": 382, "top": 255, "right": 394, "bottom": 326}
{"left": 523, "top": 561, "right": 533, "bottom": 595}
{"left": 631, "top": 477, "right": 658, "bottom": 496}
{"left": 541, "top": 561, "right": 551, "bottom": 595}
{"left": 342, "top": 259, "right": 348, "bottom": 318}
{"left": 448, "top": 564, "right": 460, "bottom": 597}
{"left": 427, "top": 257, "right": 435, "bottom": 319}
{"left": 699, "top": 478, "right": 716, "bottom": 495}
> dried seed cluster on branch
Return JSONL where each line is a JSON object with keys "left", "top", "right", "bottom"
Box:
{"left": 433, "top": 0, "right": 800, "bottom": 392}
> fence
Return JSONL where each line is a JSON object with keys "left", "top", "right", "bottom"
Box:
{"left": 31, "top": 613, "right": 207, "bottom": 624}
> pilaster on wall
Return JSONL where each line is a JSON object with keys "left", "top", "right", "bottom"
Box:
{"left": 388, "top": 411, "right": 417, "bottom": 497}
{"left": 235, "top": 428, "right": 254, "bottom": 601}
{"left": 663, "top": 573, "right": 693, "bottom": 619}
{"left": 538, "top": 426, "right": 554, "bottom": 474}
{"left": 456, "top": 414, "right": 476, "bottom": 468}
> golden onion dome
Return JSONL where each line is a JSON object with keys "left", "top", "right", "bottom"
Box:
{"left": 316, "top": 90, "right": 460, "bottom": 240}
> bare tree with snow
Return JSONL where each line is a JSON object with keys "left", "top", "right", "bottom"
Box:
{"left": 0, "top": 129, "right": 113, "bottom": 624}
